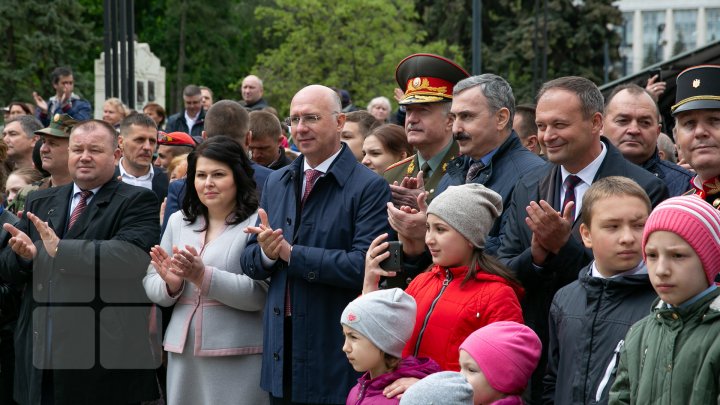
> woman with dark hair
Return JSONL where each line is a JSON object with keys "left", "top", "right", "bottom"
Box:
{"left": 7, "top": 102, "right": 33, "bottom": 118}
{"left": 143, "top": 136, "right": 268, "bottom": 405}
{"left": 362, "top": 124, "right": 414, "bottom": 174}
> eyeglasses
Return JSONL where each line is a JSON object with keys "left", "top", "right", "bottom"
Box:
{"left": 285, "top": 112, "right": 339, "bottom": 127}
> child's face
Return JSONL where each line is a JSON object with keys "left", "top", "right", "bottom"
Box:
{"left": 579, "top": 195, "right": 648, "bottom": 277}
{"left": 341, "top": 325, "right": 387, "bottom": 379}
{"left": 459, "top": 350, "right": 505, "bottom": 405}
{"left": 425, "top": 214, "right": 474, "bottom": 268}
{"left": 645, "top": 231, "right": 709, "bottom": 306}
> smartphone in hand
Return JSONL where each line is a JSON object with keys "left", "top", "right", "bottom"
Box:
{"left": 380, "top": 241, "right": 403, "bottom": 272}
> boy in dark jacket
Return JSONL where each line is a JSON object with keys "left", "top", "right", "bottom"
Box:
{"left": 543, "top": 176, "right": 657, "bottom": 404}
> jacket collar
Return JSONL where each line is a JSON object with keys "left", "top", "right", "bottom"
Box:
{"left": 63, "top": 179, "right": 120, "bottom": 238}
{"left": 280, "top": 143, "right": 357, "bottom": 188}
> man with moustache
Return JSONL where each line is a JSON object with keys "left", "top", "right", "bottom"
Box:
{"left": 10, "top": 114, "right": 77, "bottom": 214}
{"left": 603, "top": 84, "right": 692, "bottom": 196}
{"left": 115, "top": 113, "right": 169, "bottom": 203}
{"left": 391, "top": 75, "right": 545, "bottom": 289}
{"left": 383, "top": 53, "right": 468, "bottom": 206}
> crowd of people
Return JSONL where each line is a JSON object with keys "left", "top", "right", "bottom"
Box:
{"left": 0, "top": 55, "right": 718, "bottom": 405}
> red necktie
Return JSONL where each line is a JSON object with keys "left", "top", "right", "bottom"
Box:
{"left": 301, "top": 169, "right": 322, "bottom": 207}
{"left": 68, "top": 190, "right": 93, "bottom": 230}
{"left": 562, "top": 175, "right": 582, "bottom": 220}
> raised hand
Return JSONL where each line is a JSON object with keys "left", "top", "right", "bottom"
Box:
{"left": 27, "top": 212, "right": 60, "bottom": 258}
{"left": 525, "top": 200, "right": 574, "bottom": 265}
{"left": 3, "top": 224, "right": 36, "bottom": 260}
{"left": 170, "top": 245, "right": 205, "bottom": 288}
{"left": 363, "top": 233, "right": 397, "bottom": 294}
{"left": 32, "top": 92, "right": 48, "bottom": 113}
{"left": 244, "top": 208, "right": 292, "bottom": 262}
{"left": 149, "top": 245, "right": 183, "bottom": 294}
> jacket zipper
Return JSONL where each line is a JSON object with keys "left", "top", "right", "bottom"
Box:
{"left": 595, "top": 339, "right": 624, "bottom": 402}
{"left": 414, "top": 269, "right": 453, "bottom": 356}
{"left": 355, "top": 380, "right": 367, "bottom": 405}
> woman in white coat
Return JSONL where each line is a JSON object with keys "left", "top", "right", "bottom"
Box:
{"left": 144, "top": 136, "right": 268, "bottom": 405}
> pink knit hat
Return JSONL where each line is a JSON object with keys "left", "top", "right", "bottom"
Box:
{"left": 642, "top": 195, "right": 720, "bottom": 284}
{"left": 459, "top": 321, "right": 541, "bottom": 394}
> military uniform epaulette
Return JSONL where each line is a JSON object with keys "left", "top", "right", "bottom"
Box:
{"left": 684, "top": 177, "right": 720, "bottom": 209}
{"left": 384, "top": 155, "right": 416, "bottom": 173}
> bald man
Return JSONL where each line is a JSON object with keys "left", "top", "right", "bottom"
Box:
{"left": 242, "top": 85, "right": 391, "bottom": 404}
{"left": 240, "top": 75, "right": 269, "bottom": 111}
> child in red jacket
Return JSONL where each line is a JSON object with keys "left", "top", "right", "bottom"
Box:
{"left": 365, "top": 184, "right": 524, "bottom": 374}
{"left": 341, "top": 288, "right": 441, "bottom": 405}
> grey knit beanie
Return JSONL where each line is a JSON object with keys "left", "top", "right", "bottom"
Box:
{"left": 399, "top": 371, "right": 474, "bottom": 405}
{"left": 427, "top": 183, "right": 503, "bottom": 248}
{"left": 340, "top": 288, "right": 416, "bottom": 358}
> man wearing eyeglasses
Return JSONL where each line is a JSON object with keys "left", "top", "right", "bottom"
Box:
{"left": 242, "top": 85, "right": 391, "bottom": 405}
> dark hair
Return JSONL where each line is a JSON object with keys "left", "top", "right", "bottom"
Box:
{"left": 182, "top": 136, "right": 258, "bottom": 229}
{"left": 384, "top": 353, "right": 401, "bottom": 372}
{"left": 119, "top": 112, "right": 157, "bottom": 135}
{"left": 249, "top": 111, "right": 283, "bottom": 141}
{"left": 537, "top": 76, "right": 604, "bottom": 119}
{"left": 143, "top": 102, "right": 166, "bottom": 127}
{"left": 345, "top": 110, "right": 380, "bottom": 138}
{"left": 7, "top": 102, "right": 33, "bottom": 116}
{"left": 367, "top": 124, "right": 413, "bottom": 157}
{"left": 464, "top": 249, "right": 521, "bottom": 288}
{"left": 183, "top": 85, "right": 201, "bottom": 97}
{"left": 205, "top": 100, "right": 250, "bottom": 141}
{"left": 51, "top": 67, "right": 73, "bottom": 85}
{"left": 514, "top": 104, "right": 537, "bottom": 139}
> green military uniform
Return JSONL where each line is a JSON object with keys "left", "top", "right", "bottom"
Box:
{"left": 9, "top": 114, "right": 78, "bottom": 214}
{"left": 383, "top": 141, "right": 459, "bottom": 202}
{"left": 673, "top": 65, "right": 720, "bottom": 210}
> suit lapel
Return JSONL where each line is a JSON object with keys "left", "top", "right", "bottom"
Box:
{"left": 65, "top": 181, "right": 118, "bottom": 239}
{"left": 40, "top": 185, "right": 73, "bottom": 237}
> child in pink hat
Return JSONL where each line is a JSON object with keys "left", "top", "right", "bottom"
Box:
{"left": 458, "top": 321, "right": 541, "bottom": 405}
{"left": 610, "top": 195, "right": 720, "bottom": 404}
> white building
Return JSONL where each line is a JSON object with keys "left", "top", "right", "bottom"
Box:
{"left": 94, "top": 42, "right": 166, "bottom": 118}
{"left": 616, "top": 0, "right": 720, "bottom": 75}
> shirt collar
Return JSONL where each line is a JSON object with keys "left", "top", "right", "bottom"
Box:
{"left": 184, "top": 109, "right": 200, "bottom": 122}
{"left": 72, "top": 183, "right": 102, "bottom": 197}
{"left": 418, "top": 138, "right": 454, "bottom": 173}
{"left": 303, "top": 146, "right": 343, "bottom": 174}
{"left": 118, "top": 157, "right": 155, "bottom": 181}
{"left": 561, "top": 141, "right": 607, "bottom": 185}
{"left": 590, "top": 259, "right": 647, "bottom": 279}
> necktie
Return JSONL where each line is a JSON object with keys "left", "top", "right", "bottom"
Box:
{"left": 420, "top": 162, "right": 431, "bottom": 182}
{"left": 562, "top": 175, "right": 582, "bottom": 220}
{"left": 301, "top": 169, "right": 323, "bottom": 206}
{"left": 465, "top": 161, "right": 485, "bottom": 183}
{"left": 68, "top": 190, "right": 93, "bottom": 230}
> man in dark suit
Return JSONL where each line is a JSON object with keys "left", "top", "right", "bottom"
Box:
{"left": 114, "top": 113, "right": 168, "bottom": 203}
{"left": 497, "top": 76, "right": 668, "bottom": 402}
{"left": 0, "top": 119, "right": 160, "bottom": 404}
{"left": 162, "top": 100, "right": 271, "bottom": 232}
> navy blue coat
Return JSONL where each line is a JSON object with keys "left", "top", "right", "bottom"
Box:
{"left": 641, "top": 150, "right": 693, "bottom": 197}
{"left": 241, "top": 145, "right": 391, "bottom": 403}
{"left": 437, "top": 131, "right": 545, "bottom": 255}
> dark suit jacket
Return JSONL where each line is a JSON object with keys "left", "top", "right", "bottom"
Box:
{"left": 496, "top": 138, "right": 668, "bottom": 402}
{"left": 0, "top": 179, "right": 160, "bottom": 405}
{"left": 114, "top": 164, "right": 169, "bottom": 203}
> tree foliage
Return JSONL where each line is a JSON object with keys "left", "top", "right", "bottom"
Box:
{"left": 251, "top": 0, "right": 463, "bottom": 116}
{"left": 414, "top": 0, "right": 623, "bottom": 103}
{"left": 0, "top": 0, "right": 98, "bottom": 106}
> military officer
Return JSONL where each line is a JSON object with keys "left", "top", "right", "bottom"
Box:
{"left": 384, "top": 53, "right": 469, "bottom": 207}
{"left": 673, "top": 65, "right": 720, "bottom": 207}
{"left": 8, "top": 114, "right": 76, "bottom": 214}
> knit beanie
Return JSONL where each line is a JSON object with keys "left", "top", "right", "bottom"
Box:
{"left": 399, "top": 371, "right": 474, "bottom": 405}
{"left": 642, "top": 195, "right": 720, "bottom": 284}
{"left": 427, "top": 183, "right": 502, "bottom": 249}
{"left": 340, "top": 288, "right": 416, "bottom": 358}
{"left": 459, "top": 321, "right": 542, "bottom": 395}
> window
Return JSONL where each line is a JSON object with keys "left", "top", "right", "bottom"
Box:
{"left": 673, "top": 9, "right": 697, "bottom": 55}
{"left": 642, "top": 10, "right": 666, "bottom": 67}
{"left": 708, "top": 8, "right": 720, "bottom": 43}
